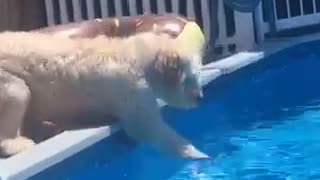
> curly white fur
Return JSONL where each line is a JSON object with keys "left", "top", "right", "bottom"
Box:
{"left": 0, "top": 31, "right": 208, "bottom": 159}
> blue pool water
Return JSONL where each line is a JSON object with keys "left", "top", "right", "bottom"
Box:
{"left": 31, "top": 40, "right": 320, "bottom": 180}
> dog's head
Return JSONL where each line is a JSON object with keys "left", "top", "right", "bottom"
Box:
{"left": 144, "top": 22, "right": 206, "bottom": 109}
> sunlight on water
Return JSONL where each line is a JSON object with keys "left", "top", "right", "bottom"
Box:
{"left": 168, "top": 110, "right": 320, "bottom": 180}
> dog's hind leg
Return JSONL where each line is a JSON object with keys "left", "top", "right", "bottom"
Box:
{"left": 0, "top": 69, "right": 35, "bottom": 158}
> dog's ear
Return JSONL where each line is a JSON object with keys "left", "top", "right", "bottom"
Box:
{"left": 154, "top": 51, "right": 183, "bottom": 87}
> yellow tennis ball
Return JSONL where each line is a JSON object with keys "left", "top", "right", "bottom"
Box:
{"left": 176, "top": 22, "right": 206, "bottom": 56}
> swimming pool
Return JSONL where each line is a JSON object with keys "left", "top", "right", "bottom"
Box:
{"left": 29, "top": 40, "right": 320, "bottom": 180}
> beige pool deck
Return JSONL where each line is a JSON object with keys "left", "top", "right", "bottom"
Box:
{"left": 1, "top": 32, "right": 320, "bottom": 180}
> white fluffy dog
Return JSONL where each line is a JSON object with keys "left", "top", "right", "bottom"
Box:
{"left": 0, "top": 26, "right": 209, "bottom": 159}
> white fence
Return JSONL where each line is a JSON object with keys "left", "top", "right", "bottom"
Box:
{"left": 272, "top": 0, "right": 320, "bottom": 30}
{"left": 215, "top": 1, "right": 255, "bottom": 55}
{"left": 44, "top": 0, "right": 212, "bottom": 38}
{"left": 43, "top": 0, "right": 320, "bottom": 57}
{"left": 256, "top": 0, "right": 320, "bottom": 38}
{"left": 44, "top": 0, "right": 256, "bottom": 57}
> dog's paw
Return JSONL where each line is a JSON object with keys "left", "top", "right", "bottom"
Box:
{"left": 0, "top": 137, "right": 35, "bottom": 158}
